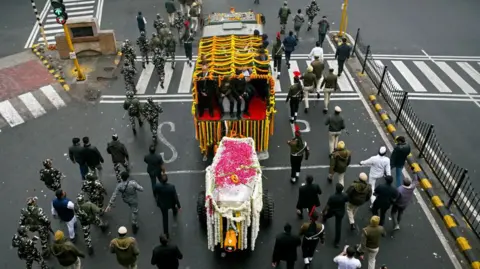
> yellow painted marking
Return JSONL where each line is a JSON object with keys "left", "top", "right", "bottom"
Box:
{"left": 374, "top": 104, "right": 382, "bottom": 111}
{"left": 387, "top": 124, "right": 396, "bottom": 133}
{"left": 114, "top": 59, "right": 120, "bottom": 65}
{"left": 357, "top": 72, "right": 366, "bottom": 77}
{"left": 63, "top": 84, "right": 70, "bottom": 91}
{"left": 71, "top": 66, "right": 92, "bottom": 76}
{"left": 420, "top": 178, "right": 432, "bottom": 189}
{"left": 431, "top": 196, "right": 443, "bottom": 207}
{"left": 369, "top": 95, "right": 376, "bottom": 101}
{"left": 380, "top": 114, "right": 389, "bottom": 121}
{"left": 408, "top": 153, "right": 413, "bottom": 157}
{"left": 471, "top": 261, "right": 480, "bottom": 269}
{"left": 411, "top": 163, "right": 421, "bottom": 173}
{"left": 456, "top": 237, "right": 471, "bottom": 251}
{"left": 444, "top": 215, "right": 457, "bottom": 228}
{"left": 117, "top": 51, "right": 122, "bottom": 56}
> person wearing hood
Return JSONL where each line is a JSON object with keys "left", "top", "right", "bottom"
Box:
{"left": 51, "top": 230, "right": 85, "bottom": 268}
{"left": 323, "top": 183, "right": 348, "bottom": 248}
{"left": 282, "top": 31, "right": 297, "bottom": 69}
{"left": 328, "top": 141, "right": 351, "bottom": 186}
{"left": 345, "top": 173, "right": 372, "bottom": 230}
{"left": 360, "top": 146, "right": 391, "bottom": 204}
{"left": 110, "top": 226, "right": 140, "bottom": 269}
{"left": 296, "top": 175, "right": 322, "bottom": 218}
{"left": 325, "top": 106, "right": 345, "bottom": 154}
{"left": 391, "top": 177, "right": 414, "bottom": 230}
{"left": 81, "top": 136, "right": 104, "bottom": 177}
{"left": 300, "top": 65, "right": 318, "bottom": 114}
{"left": 293, "top": 9, "right": 305, "bottom": 39}
{"left": 287, "top": 124, "right": 310, "bottom": 183}
{"left": 390, "top": 136, "right": 411, "bottom": 187}
{"left": 272, "top": 32, "right": 284, "bottom": 80}
{"left": 107, "top": 134, "right": 130, "bottom": 183}
{"left": 371, "top": 175, "right": 399, "bottom": 226}
{"left": 356, "top": 216, "right": 386, "bottom": 269}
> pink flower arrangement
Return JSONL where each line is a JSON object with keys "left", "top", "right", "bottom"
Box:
{"left": 214, "top": 140, "right": 257, "bottom": 187}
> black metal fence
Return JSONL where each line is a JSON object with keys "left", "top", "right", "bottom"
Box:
{"left": 352, "top": 28, "right": 480, "bottom": 238}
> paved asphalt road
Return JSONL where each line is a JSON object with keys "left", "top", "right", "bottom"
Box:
{"left": 347, "top": 0, "right": 480, "bottom": 55}
{"left": 0, "top": 74, "right": 463, "bottom": 268}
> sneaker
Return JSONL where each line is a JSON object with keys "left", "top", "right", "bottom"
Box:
{"left": 277, "top": 74, "right": 280, "bottom": 79}
{"left": 304, "top": 108, "right": 308, "bottom": 114}
{"left": 290, "top": 178, "right": 297, "bottom": 183}
{"left": 394, "top": 224, "right": 400, "bottom": 231}
{"left": 132, "top": 224, "right": 139, "bottom": 234}
{"left": 88, "top": 247, "right": 94, "bottom": 256}
{"left": 132, "top": 128, "right": 137, "bottom": 135}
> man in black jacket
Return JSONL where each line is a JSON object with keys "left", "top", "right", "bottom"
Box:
{"left": 296, "top": 175, "right": 322, "bottom": 219}
{"left": 81, "top": 137, "right": 104, "bottom": 177}
{"left": 144, "top": 146, "right": 166, "bottom": 196}
{"left": 272, "top": 223, "right": 301, "bottom": 269}
{"left": 107, "top": 134, "right": 130, "bottom": 183}
{"left": 372, "top": 175, "right": 399, "bottom": 226}
{"left": 390, "top": 136, "right": 411, "bottom": 187}
{"left": 154, "top": 175, "right": 181, "bottom": 237}
{"left": 323, "top": 183, "right": 348, "bottom": 248}
{"left": 151, "top": 234, "right": 183, "bottom": 269}
{"left": 334, "top": 37, "right": 352, "bottom": 76}
{"left": 68, "top": 137, "right": 87, "bottom": 179}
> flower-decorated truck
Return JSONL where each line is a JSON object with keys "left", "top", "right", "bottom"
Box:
{"left": 191, "top": 8, "right": 275, "bottom": 161}
{"left": 197, "top": 137, "right": 274, "bottom": 255}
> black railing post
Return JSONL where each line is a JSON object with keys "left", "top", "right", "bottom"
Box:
{"left": 447, "top": 169, "right": 468, "bottom": 208}
{"left": 377, "top": 66, "right": 388, "bottom": 95}
{"left": 395, "top": 92, "right": 409, "bottom": 123}
{"left": 419, "top": 124, "right": 434, "bottom": 158}
{"left": 351, "top": 28, "right": 360, "bottom": 57}
{"left": 361, "top": 45, "right": 370, "bottom": 74}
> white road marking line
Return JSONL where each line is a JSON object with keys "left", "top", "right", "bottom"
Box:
{"left": 64, "top": 1, "right": 95, "bottom": 6}
{"left": 0, "top": 100, "right": 25, "bottom": 127}
{"left": 407, "top": 92, "right": 473, "bottom": 97}
{"left": 101, "top": 93, "right": 359, "bottom": 99}
{"left": 178, "top": 63, "right": 194, "bottom": 93}
{"left": 288, "top": 60, "right": 300, "bottom": 85}
{"left": 47, "top": 10, "right": 93, "bottom": 17}
{"left": 269, "top": 62, "right": 282, "bottom": 92}
{"left": 18, "top": 93, "right": 46, "bottom": 118}
{"left": 96, "top": 0, "right": 105, "bottom": 26}
{"left": 409, "top": 97, "right": 478, "bottom": 102}
{"left": 392, "top": 61, "right": 427, "bottom": 92}
{"left": 135, "top": 64, "right": 154, "bottom": 94}
{"left": 43, "top": 28, "right": 66, "bottom": 35}
{"left": 436, "top": 62, "right": 477, "bottom": 94}
{"left": 327, "top": 60, "right": 354, "bottom": 91}
{"left": 40, "top": 85, "right": 66, "bottom": 109}
{"left": 38, "top": 36, "right": 56, "bottom": 42}
{"left": 44, "top": 24, "right": 64, "bottom": 29}
{"left": 413, "top": 61, "right": 451, "bottom": 92}
{"left": 63, "top": 5, "right": 95, "bottom": 11}
{"left": 457, "top": 62, "right": 480, "bottom": 85}
{"left": 99, "top": 97, "right": 361, "bottom": 104}
{"left": 329, "top": 34, "right": 463, "bottom": 269}
{"left": 374, "top": 60, "right": 403, "bottom": 92}
{"left": 156, "top": 66, "right": 174, "bottom": 94}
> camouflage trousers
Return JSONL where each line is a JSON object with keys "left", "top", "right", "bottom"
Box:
{"left": 166, "top": 51, "right": 175, "bottom": 67}
{"left": 89, "top": 194, "right": 105, "bottom": 209}
{"left": 125, "top": 55, "right": 135, "bottom": 66}
{"left": 307, "top": 16, "right": 315, "bottom": 27}
{"left": 28, "top": 227, "right": 49, "bottom": 254}
{"left": 127, "top": 202, "right": 139, "bottom": 226}
{"left": 113, "top": 161, "right": 130, "bottom": 183}
{"left": 155, "top": 66, "right": 165, "bottom": 86}
{"left": 129, "top": 114, "right": 143, "bottom": 130}
{"left": 81, "top": 216, "right": 105, "bottom": 249}
{"left": 124, "top": 76, "right": 136, "bottom": 92}
{"left": 45, "top": 181, "right": 61, "bottom": 192}
{"left": 23, "top": 250, "right": 49, "bottom": 269}
{"left": 140, "top": 51, "right": 149, "bottom": 67}
{"left": 148, "top": 117, "right": 159, "bottom": 141}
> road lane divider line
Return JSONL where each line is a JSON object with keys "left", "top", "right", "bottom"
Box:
{"left": 99, "top": 97, "right": 361, "bottom": 104}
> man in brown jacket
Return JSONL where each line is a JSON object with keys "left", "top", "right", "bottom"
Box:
{"left": 320, "top": 68, "right": 338, "bottom": 113}
{"left": 356, "top": 216, "right": 386, "bottom": 269}
{"left": 301, "top": 65, "right": 318, "bottom": 114}
{"left": 345, "top": 172, "right": 372, "bottom": 230}
{"left": 110, "top": 226, "right": 140, "bottom": 269}
{"left": 310, "top": 55, "right": 324, "bottom": 92}
{"left": 328, "top": 141, "right": 351, "bottom": 186}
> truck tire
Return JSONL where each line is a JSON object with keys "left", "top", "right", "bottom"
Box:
{"left": 197, "top": 191, "right": 207, "bottom": 228}
{"left": 260, "top": 190, "right": 274, "bottom": 227}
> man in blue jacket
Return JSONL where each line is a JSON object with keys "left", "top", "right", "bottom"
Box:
{"left": 283, "top": 31, "right": 297, "bottom": 69}
{"left": 137, "top": 11, "right": 147, "bottom": 34}
{"left": 52, "top": 189, "right": 77, "bottom": 241}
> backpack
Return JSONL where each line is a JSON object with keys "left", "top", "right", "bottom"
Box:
{"left": 280, "top": 7, "right": 289, "bottom": 18}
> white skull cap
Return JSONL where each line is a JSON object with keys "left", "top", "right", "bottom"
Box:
{"left": 334, "top": 106, "right": 342, "bottom": 112}
{"left": 379, "top": 146, "right": 387, "bottom": 154}
{"left": 118, "top": 226, "right": 127, "bottom": 234}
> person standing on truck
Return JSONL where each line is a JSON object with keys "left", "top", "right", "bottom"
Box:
{"left": 196, "top": 65, "right": 214, "bottom": 118}
{"left": 278, "top": 1, "right": 291, "bottom": 35}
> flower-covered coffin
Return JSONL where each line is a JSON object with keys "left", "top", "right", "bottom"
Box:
{"left": 207, "top": 137, "right": 262, "bottom": 207}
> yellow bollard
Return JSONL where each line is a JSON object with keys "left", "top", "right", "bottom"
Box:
{"left": 338, "top": 0, "right": 349, "bottom": 37}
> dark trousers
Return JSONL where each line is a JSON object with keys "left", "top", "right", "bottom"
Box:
{"left": 290, "top": 155, "right": 303, "bottom": 179}
{"left": 289, "top": 98, "right": 300, "bottom": 120}
{"left": 160, "top": 207, "right": 178, "bottom": 235}
{"left": 139, "top": 27, "right": 146, "bottom": 34}
{"left": 324, "top": 211, "right": 344, "bottom": 244}
{"left": 337, "top": 59, "right": 346, "bottom": 76}
{"left": 149, "top": 172, "right": 159, "bottom": 196}
{"left": 302, "top": 238, "right": 319, "bottom": 258}
{"left": 276, "top": 261, "right": 294, "bottom": 269}
{"left": 79, "top": 164, "right": 88, "bottom": 180}
{"left": 391, "top": 204, "right": 406, "bottom": 225}
{"left": 184, "top": 43, "right": 193, "bottom": 60}
{"left": 219, "top": 96, "right": 234, "bottom": 114}
{"left": 319, "top": 33, "right": 326, "bottom": 47}
{"left": 273, "top": 55, "right": 282, "bottom": 73}
{"left": 285, "top": 51, "right": 292, "bottom": 66}
{"left": 198, "top": 94, "right": 213, "bottom": 116}
{"left": 371, "top": 204, "right": 390, "bottom": 226}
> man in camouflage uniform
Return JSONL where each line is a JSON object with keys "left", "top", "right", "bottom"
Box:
{"left": 136, "top": 31, "right": 150, "bottom": 68}
{"left": 121, "top": 39, "right": 136, "bottom": 66}
{"left": 121, "top": 61, "right": 137, "bottom": 93}
{"left": 107, "top": 134, "right": 130, "bottom": 182}
{"left": 75, "top": 193, "right": 108, "bottom": 255}
{"left": 39, "top": 159, "right": 63, "bottom": 192}
{"left": 105, "top": 171, "right": 144, "bottom": 234}
{"left": 159, "top": 21, "right": 170, "bottom": 43}
{"left": 174, "top": 11, "right": 186, "bottom": 43}
{"left": 81, "top": 172, "right": 107, "bottom": 208}
{"left": 152, "top": 48, "right": 167, "bottom": 89}
{"left": 278, "top": 1, "right": 291, "bottom": 34}
{"left": 123, "top": 91, "right": 144, "bottom": 135}
{"left": 19, "top": 197, "right": 52, "bottom": 258}
{"left": 306, "top": 0, "right": 320, "bottom": 31}
{"left": 153, "top": 14, "right": 164, "bottom": 35}
{"left": 12, "top": 226, "right": 49, "bottom": 269}
{"left": 150, "top": 32, "right": 162, "bottom": 51}
{"left": 142, "top": 97, "right": 164, "bottom": 145}
{"left": 164, "top": 31, "right": 177, "bottom": 69}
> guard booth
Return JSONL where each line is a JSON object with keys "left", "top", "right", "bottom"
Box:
{"left": 191, "top": 9, "right": 275, "bottom": 160}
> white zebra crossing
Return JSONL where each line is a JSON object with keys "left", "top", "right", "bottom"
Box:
{"left": 156, "top": 67, "right": 174, "bottom": 94}
{"left": 136, "top": 64, "right": 154, "bottom": 94}
{"left": 457, "top": 62, "right": 480, "bottom": 85}
{"left": 178, "top": 64, "right": 194, "bottom": 93}
{"left": 392, "top": 61, "right": 427, "bottom": 92}
{"left": 436, "top": 62, "right": 476, "bottom": 94}
{"left": 327, "top": 60, "right": 354, "bottom": 92}
{"left": 18, "top": 92, "right": 46, "bottom": 118}
{"left": 413, "top": 61, "right": 451, "bottom": 93}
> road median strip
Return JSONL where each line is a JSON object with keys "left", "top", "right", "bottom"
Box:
{"left": 31, "top": 44, "right": 70, "bottom": 91}
{"left": 369, "top": 95, "right": 480, "bottom": 269}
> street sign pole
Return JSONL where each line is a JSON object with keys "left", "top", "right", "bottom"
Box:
{"left": 30, "top": 0, "right": 49, "bottom": 47}
{"left": 63, "top": 24, "right": 85, "bottom": 81}
{"left": 338, "top": 0, "right": 349, "bottom": 37}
